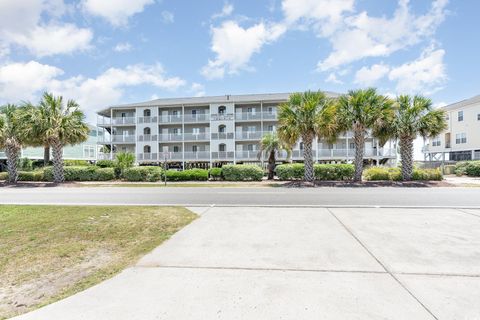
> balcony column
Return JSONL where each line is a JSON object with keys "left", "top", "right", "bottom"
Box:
{"left": 346, "top": 136, "right": 349, "bottom": 161}
{"left": 182, "top": 104, "right": 185, "bottom": 168}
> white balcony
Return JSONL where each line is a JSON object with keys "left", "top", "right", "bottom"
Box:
{"left": 235, "top": 112, "right": 262, "bottom": 121}
{"left": 184, "top": 114, "right": 209, "bottom": 123}
{"left": 184, "top": 151, "right": 210, "bottom": 160}
{"left": 211, "top": 113, "right": 234, "bottom": 121}
{"left": 158, "top": 133, "right": 183, "bottom": 142}
{"left": 236, "top": 150, "right": 260, "bottom": 160}
{"left": 211, "top": 132, "right": 234, "bottom": 140}
{"left": 236, "top": 131, "right": 265, "bottom": 140}
{"left": 159, "top": 115, "right": 182, "bottom": 123}
{"left": 137, "top": 153, "right": 158, "bottom": 161}
{"left": 112, "top": 135, "right": 135, "bottom": 143}
{"left": 184, "top": 132, "right": 209, "bottom": 141}
{"left": 138, "top": 134, "right": 157, "bottom": 142}
{"left": 212, "top": 151, "right": 234, "bottom": 160}
{"left": 138, "top": 116, "right": 158, "bottom": 124}
{"left": 111, "top": 117, "right": 136, "bottom": 125}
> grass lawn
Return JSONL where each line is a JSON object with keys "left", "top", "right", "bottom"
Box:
{"left": 0, "top": 205, "right": 197, "bottom": 319}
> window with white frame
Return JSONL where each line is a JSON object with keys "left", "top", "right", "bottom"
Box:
{"left": 455, "top": 133, "right": 467, "bottom": 144}
{"left": 458, "top": 110, "right": 464, "bottom": 122}
{"left": 432, "top": 137, "right": 441, "bottom": 147}
{"left": 192, "top": 127, "right": 200, "bottom": 135}
{"left": 83, "top": 145, "right": 95, "bottom": 158}
{"left": 247, "top": 144, "right": 254, "bottom": 151}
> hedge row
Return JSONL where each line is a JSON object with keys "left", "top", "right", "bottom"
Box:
{"left": 275, "top": 163, "right": 355, "bottom": 181}
{"left": 363, "top": 167, "right": 442, "bottom": 181}
{"left": 165, "top": 168, "right": 208, "bottom": 181}
{"left": 122, "top": 167, "right": 163, "bottom": 182}
{"left": 221, "top": 165, "right": 263, "bottom": 181}
{"left": 44, "top": 166, "right": 116, "bottom": 181}
{"left": 454, "top": 161, "right": 480, "bottom": 176}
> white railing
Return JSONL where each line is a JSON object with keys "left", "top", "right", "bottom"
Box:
{"left": 316, "top": 148, "right": 396, "bottom": 158}
{"left": 235, "top": 131, "right": 264, "bottom": 140}
{"left": 184, "top": 133, "right": 209, "bottom": 141}
{"left": 138, "top": 134, "right": 158, "bottom": 142}
{"left": 212, "top": 151, "right": 234, "bottom": 159}
{"left": 112, "top": 135, "right": 135, "bottom": 143}
{"left": 137, "top": 153, "right": 158, "bottom": 161}
{"left": 211, "top": 113, "right": 234, "bottom": 121}
{"left": 211, "top": 132, "right": 234, "bottom": 140}
{"left": 137, "top": 116, "right": 157, "bottom": 124}
{"left": 184, "top": 114, "right": 210, "bottom": 123}
{"left": 112, "top": 117, "right": 136, "bottom": 125}
{"left": 159, "top": 115, "right": 183, "bottom": 123}
{"left": 184, "top": 151, "right": 210, "bottom": 160}
{"left": 235, "top": 112, "right": 262, "bottom": 121}
{"left": 158, "top": 133, "right": 183, "bottom": 142}
{"left": 236, "top": 150, "right": 260, "bottom": 160}
{"left": 474, "top": 151, "right": 480, "bottom": 160}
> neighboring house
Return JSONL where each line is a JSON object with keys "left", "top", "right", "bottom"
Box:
{"left": 424, "top": 95, "right": 480, "bottom": 161}
{"left": 96, "top": 93, "right": 396, "bottom": 168}
{"left": 0, "top": 125, "right": 101, "bottom": 162}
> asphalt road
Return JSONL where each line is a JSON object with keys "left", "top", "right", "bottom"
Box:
{"left": 0, "top": 186, "right": 479, "bottom": 208}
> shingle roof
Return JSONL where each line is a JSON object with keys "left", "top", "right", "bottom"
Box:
{"left": 442, "top": 95, "right": 480, "bottom": 111}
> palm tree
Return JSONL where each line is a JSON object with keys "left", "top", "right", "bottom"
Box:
{"left": 0, "top": 105, "right": 26, "bottom": 183}
{"left": 277, "top": 91, "right": 336, "bottom": 182}
{"left": 22, "top": 93, "right": 89, "bottom": 182}
{"left": 392, "top": 95, "right": 447, "bottom": 180}
{"left": 335, "top": 88, "right": 394, "bottom": 181}
{"left": 258, "top": 132, "right": 290, "bottom": 180}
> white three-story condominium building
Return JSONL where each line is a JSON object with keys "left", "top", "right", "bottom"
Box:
{"left": 424, "top": 94, "right": 480, "bottom": 161}
{"left": 96, "top": 93, "right": 396, "bottom": 168}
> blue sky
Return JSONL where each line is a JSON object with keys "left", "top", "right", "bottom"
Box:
{"left": 0, "top": 0, "right": 479, "bottom": 124}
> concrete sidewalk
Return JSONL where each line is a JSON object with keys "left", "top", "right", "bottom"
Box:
{"left": 13, "top": 207, "right": 480, "bottom": 319}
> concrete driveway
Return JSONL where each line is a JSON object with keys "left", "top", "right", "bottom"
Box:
{"left": 13, "top": 206, "right": 480, "bottom": 320}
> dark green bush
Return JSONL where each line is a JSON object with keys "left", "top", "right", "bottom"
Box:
{"left": 18, "top": 171, "right": 44, "bottom": 181}
{"left": 18, "top": 158, "right": 33, "bottom": 171}
{"left": 96, "top": 160, "right": 116, "bottom": 168}
{"left": 221, "top": 165, "right": 263, "bottom": 181}
{"left": 164, "top": 169, "right": 208, "bottom": 181}
{"left": 276, "top": 163, "right": 354, "bottom": 180}
{"left": 122, "top": 166, "right": 163, "bottom": 182}
{"left": 209, "top": 167, "right": 223, "bottom": 180}
{"left": 464, "top": 161, "right": 480, "bottom": 177}
{"left": 364, "top": 166, "right": 441, "bottom": 181}
{"left": 64, "top": 160, "right": 90, "bottom": 166}
{"left": 43, "top": 166, "right": 115, "bottom": 181}
{"left": 0, "top": 172, "right": 8, "bottom": 180}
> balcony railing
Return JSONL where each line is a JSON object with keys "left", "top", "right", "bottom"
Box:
{"left": 137, "top": 153, "right": 158, "bottom": 161}
{"left": 158, "top": 133, "right": 183, "bottom": 142}
{"left": 138, "top": 116, "right": 157, "bottom": 124}
{"left": 112, "top": 135, "right": 135, "bottom": 143}
{"left": 112, "top": 117, "right": 136, "bottom": 125}
{"left": 211, "top": 132, "right": 234, "bottom": 140}
{"left": 235, "top": 131, "right": 264, "bottom": 140}
{"left": 316, "top": 148, "right": 396, "bottom": 158}
{"left": 159, "top": 115, "right": 183, "bottom": 123}
{"left": 184, "top": 151, "right": 210, "bottom": 160}
{"left": 138, "top": 134, "right": 158, "bottom": 142}
{"left": 236, "top": 150, "right": 260, "bottom": 160}
{"left": 235, "top": 112, "right": 262, "bottom": 121}
{"left": 184, "top": 133, "right": 209, "bottom": 141}
{"left": 184, "top": 114, "right": 209, "bottom": 123}
{"left": 212, "top": 151, "right": 234, "bottom": 159}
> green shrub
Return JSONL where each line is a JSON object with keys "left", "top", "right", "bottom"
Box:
{"left": 122, "top": 166, "right": 163, "bottom": 182}
{"left": 276, "top": 163, "right": 354, "bottom": 180}
{"left": 18, "top": 158, "right": 33, "bottom": 171}
{"left": 43, "top": 166, "right": 115, "bottom": 181}
{"left": 18, "top": 171, "right": 44, "bottom": 181}
{"left": 364, "top": 166, "right": 441, "bottom": 181}
{"left": 64, "top": 160, "right": 90, "bottom": 166}
{"left": 96, "top": 160, "right": 116, "bottom": 168}
{"left": 0, "top": 172, "right": 8, "bottom": 180}
{"left": 222, "top": 164, "right": 263, "bottom": 181}
{"left": 314, "top": 164, "right": 354, "bottom": 180}
{"left": 164, "top": 169, "right": 208, "bottom": 181}
{"left": 465, "top": 161, "right": 480, "bottom": 177}
{"left": 209, "top": 167, "right": 223, "bottom": 180}
{"left": 454, "top": 161, "right": 469, "bottom": 176}
{"left": 275, "top": 163, "right": 304, "bottom": 180}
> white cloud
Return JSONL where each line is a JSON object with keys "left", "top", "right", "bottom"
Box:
{"left": 212, "top": 3, "right": 234, "bottom": 19}
{"left": 82, "top": 0, "right": 155, "bottom": 27}
{"left": 282, "top": 0, "right": 354, "bottom": 36}
{"left": 354, "top": 63, "right": 390, "bottom": 86}
{"left": 0, "top": 61, "right": 186, "bottom": 120}
{"left": 388, "top": 46, "right": 446, "bottom": 94}
{"left": 0, "top": 1, "right": 93, "bottom": 57}
{"left": 317, "top": 0, "right": 448, "bottom": 71}
{"left": 114, "top": 42, "right": 132, "bottom": 52}
{"left": 190, "top": 83, "right": 206, "bottom": 97}
{"left": 325, "top": 73, "right": 343, "bottom": 84}
{"left": 161, "top": 11, "right": 174, "bottom": 24}
{"left": 0, "top": 61, "right": 63, "bottom": 101}
{"left": 201, "top": 21, "right": 286, "bottom": 79}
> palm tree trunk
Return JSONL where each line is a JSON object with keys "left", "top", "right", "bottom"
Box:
{"left": 44, "top": 146, "right": 50, "bottom": 166}
{"left": 353, "top": 129, "right": 365, "bottom": 181}
{"left": 52, "top": 140, "right": 64, "bottom": 183}
{"left": 400, "top": 136, "right": 414, "bottom": 181}
{"left": 303, "top": 135, "right": 314, "bottom": 182}
{"left": 267, "top": 150, "right": 275, "bottom": 180}
{"left": 5, "top": 144, "right": 20, "bottom": 183}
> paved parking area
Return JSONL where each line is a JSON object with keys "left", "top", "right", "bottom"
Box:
{"left": 14, "top": 206, "right": 480, "bottom": 320}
